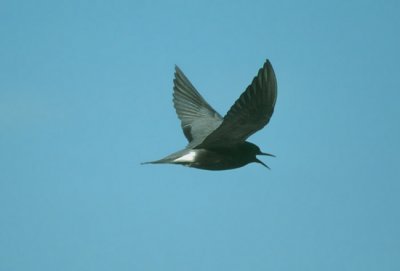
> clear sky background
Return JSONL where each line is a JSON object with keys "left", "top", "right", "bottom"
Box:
{"left": 1, "top": 0, "right": 399, "bottom": 270}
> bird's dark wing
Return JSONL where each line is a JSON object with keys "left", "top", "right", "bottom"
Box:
{"left": 173, "top": 66, "right": 223, "bottom": 147}
{"left": 196, "top": 60, "right": 277, "bottom": 148}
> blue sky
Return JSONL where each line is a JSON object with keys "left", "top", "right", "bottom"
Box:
{"left": 1, "top": 0, "right": 399, "bottom": 270}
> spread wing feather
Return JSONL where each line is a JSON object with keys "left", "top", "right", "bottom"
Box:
{"left": 196, "top": 60, "right": 277, "bottom": 148}
{"left": 173, "top": 66, "right": 223, "bottom": 147}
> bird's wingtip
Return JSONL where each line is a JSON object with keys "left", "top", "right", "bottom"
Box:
{"left": 264, "top": 59, "right": 273, "bottom": 68}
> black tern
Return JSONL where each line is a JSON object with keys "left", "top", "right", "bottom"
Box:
{"left": 143, "top": 59, "right": 277, "bottom": 170}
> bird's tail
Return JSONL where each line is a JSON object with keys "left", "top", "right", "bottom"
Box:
{"left": 141, "top": 161, "right": 160, "bottom": 165}
{"left": 140, "top": 158, "right": 170, "bottom": 165}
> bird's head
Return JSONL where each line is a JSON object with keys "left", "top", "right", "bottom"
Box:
{"left": 246, "top": 143, "right": 275, "bottom": 169}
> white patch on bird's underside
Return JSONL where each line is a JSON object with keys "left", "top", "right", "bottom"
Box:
{"left": 173, "top": 151, "right": 196, "bottom": 162}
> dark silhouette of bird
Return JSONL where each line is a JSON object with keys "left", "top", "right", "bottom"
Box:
{"left": 142, "top": 59, "right": 277, "bottom": 170}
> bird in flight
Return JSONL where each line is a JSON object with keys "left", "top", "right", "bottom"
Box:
{"left": 143, "top": 59, "right": 277, "bottom": 170}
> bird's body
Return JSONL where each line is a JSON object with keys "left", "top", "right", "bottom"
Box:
{"left": 147, "top": 141, "right": 274, "bottom": 170}
{"left": 143, "top": 59, "right": 277, "bottom": 170}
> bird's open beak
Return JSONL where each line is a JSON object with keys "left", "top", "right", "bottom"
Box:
{"left": 255, "top": 151, "right": 275, "bottom": 169}
{"left": 259, "top": 152, "right": 275, "bottom": 157}
{"left": 255, "top": 158, "right": 270, "bottom": 169}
